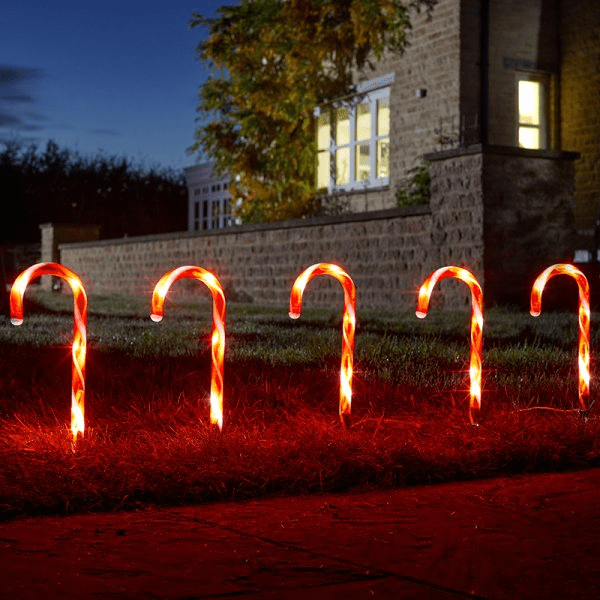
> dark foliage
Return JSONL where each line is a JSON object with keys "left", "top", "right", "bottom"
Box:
{"left": 0, "top": 138, "right": 187, "bottom": 243}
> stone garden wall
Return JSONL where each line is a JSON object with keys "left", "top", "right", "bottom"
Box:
{"left": 481, "top": 146, "right": 577, "bottom": 306}
{"left": 58, "top": 206, "right": 438, "bottom": 313}
{"left": 57, "top": 147, "right": 576, "bottom": 312}
{"left": 58, "top": 148, "right": 484, "bottom": 313}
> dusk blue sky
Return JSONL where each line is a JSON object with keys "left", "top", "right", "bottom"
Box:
{"left": 1, "top": 0, "right": 227, "bottom": 172}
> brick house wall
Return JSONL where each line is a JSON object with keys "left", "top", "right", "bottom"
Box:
{"left": 326, "top": 0, "right": 594, "bottom": 235}
{"left": 331, "top": 0, "right": 463, "bottom": 213}
{"left": 184, "top": 0, "right": 595, "bottom": 245}
{"left": 487, "top": 0, "right": 560, "bottom": 148}
{"left": 560, "top": 0, "right": 600, "bottom": 231}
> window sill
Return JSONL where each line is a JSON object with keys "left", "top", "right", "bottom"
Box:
{"left": 317, "top": 184, "right": 390, "bottom": 199}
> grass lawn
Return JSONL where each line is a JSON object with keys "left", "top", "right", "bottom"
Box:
{"left": 0, "top": 288, "right": 598, "bottom": 520}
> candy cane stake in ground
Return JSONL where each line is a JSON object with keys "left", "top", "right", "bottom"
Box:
{"left": 151, "top": 266, "right": 226, "bottom": 430}
{"left": 289, "top": 263, "right": 356, "bottom": 426}
{"left": 416, "top": 266, "right": 484, "bottom": 425}
{"left": 10, "top": 262, "right": 88, "bottom": 442}
{"left": 530, "top": 263, "right": 590, "bottom": 412}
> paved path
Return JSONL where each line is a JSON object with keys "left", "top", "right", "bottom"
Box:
{"left": 1, "top": 468, "right": 600, "bottom": 598}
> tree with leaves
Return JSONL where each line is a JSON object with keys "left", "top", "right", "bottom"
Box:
{"left": 189, "top": 0, "right": 436, "bottom": 223}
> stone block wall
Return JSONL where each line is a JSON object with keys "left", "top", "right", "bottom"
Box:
{"left": 58, "top": 151, "right": 488, "bottom": 313}
{"left": 59, "top": 206, "right": 442, "bottom": 313}
{"left": 481, "top": 146, "right": 577, "bottom": 306}
{"left": 427, "top": 148, "right": 485, "bottom": 309}
{"left": 58, "top": 147, "right": 576, "bottom": 313}
{"left": 427, "top": 144, "right": 577, "bottom": 308}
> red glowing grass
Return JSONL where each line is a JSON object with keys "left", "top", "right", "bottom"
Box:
{"left": 530, "top": 263, "right": 590, "bottom": 412}
{"left": 416, "top": 266, "right": 484, "bottom": 425}
{"left": 10, "top": 262, "right": 88, "bottom": 442}
{"left": 151, "top": 266, "right": 226, "bottom": 430}
{"left": 289, "top": 263, "right": 356, "bottom": 426}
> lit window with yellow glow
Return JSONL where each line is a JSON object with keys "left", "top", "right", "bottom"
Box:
{"left": 518, "top": 80, "right": 543, "bottom": 149}
{"left": 355, "top": 102, "right": 371, "bottom": 181}
{"left": 316, "top": 111, "right": 330, "bottom": 190}
{"left": 335, "top": 107, "right": 350, "bottom": 185}
{"left": 314, "top": 75, "right": 392, "bottom": 192}
{"left": 377, "top": 97, "right": 390, "bottom": 178}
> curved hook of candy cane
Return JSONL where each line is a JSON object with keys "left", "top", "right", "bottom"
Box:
{"left": 10, "top": 262, "right": 88, "bottom": 442}
{"left": 530, "top": 263, "right": 590, "bottom": 412}
{"left": 289, "top": 263, "right": 356, "bottom": 427}
{"left": 151, "top": 266, "right": 226, "bottom": 430}
{"left": 416, "top": 266, "right": 484, "bottom": 425}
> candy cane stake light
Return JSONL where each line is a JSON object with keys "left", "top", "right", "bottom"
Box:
{"left": 416, "top": 266, "right": 484, "bottom": 425}
{"left": 530, "top": 263, "right": 590, "bottom": 412}
{"left": 289, "top": 263, "right": 356, "bottom": 427}
{"left": 10, "top": 262, "right": 88, "bottom": 442}
{"left": 151, "top": 266, "right": 226, "bottom": 430}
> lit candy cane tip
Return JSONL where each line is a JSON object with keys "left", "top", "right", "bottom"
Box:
{"left": 289, "top": 311, "right": 301, "bottom": 319}
{"left": 530, "top": 309, "right": 541, "bottom": 318}
{"left": 150, "top": 313, "right": 163, "bottom": 323}
{"left": 10, "top": 317, "right": 23, "bottom": 326}
{"left": 415, "top": 310, "right": 427, "bottom": 319}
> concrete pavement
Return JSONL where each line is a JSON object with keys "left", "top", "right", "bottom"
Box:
{"left": 1, "top": 468, "right": 600, "bottom": 598}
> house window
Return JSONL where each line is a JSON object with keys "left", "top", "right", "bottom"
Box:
{"left": 316, "top": 112, "right": 330, "bottom": 189}
{"left": 316, "top": 82, "right": 391, "bottom": 192}
{"left": 190, "top": 181, "right": 234, "bottom": 231}
{"left": 518, "top": 76, "right": 547, "bottom": 149}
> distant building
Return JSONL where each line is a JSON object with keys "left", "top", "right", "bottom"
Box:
{"left": 183, "top": 162, "right": 235, "bottom": 232}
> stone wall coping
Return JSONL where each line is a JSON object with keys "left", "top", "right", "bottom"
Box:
{"left": 40, "top": 222, "right": 101, "bottom": 231}
{"left": 58, "top": 204, "right": 431, "bottom": 250}
{"left": 424, "top": 144, "right": 581, "bottom": 162}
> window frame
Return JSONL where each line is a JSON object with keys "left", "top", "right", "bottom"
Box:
{"left": 516, "top": 73, "right": 549, "bottom": 150}
{"left": 316, "top": 74, "right": 393, "bottom": 194}
{"left": 191, "top": 181, "right": 234, "bottom": 231}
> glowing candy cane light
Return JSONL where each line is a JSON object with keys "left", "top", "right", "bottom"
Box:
{"left": 10, "top": 262, "right": 88, "bottom": 441}
{"left": 416, "top": 266, "right": 484, "bottom": 425}
{"left": 151, "top": 266, "right": 226, "bottom": 430}
{"left": 530, "top": 263, "right": 590, "bottom": 412}
{"left": 289, "top": 263, "right": 356, "bottom": 426}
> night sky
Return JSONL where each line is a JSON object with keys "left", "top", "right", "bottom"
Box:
{"left": 1, "top": 0, "right": 227, "bottom": 171}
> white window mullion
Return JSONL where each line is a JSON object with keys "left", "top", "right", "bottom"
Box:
{"left": 329, "top": 108, "right": 335, "bottom": 189}
{"left": 349, "top": 105, "right": 356, "bottom": 186}
{"left": 370, "top": 99, "right": 377, "bottom": 187}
